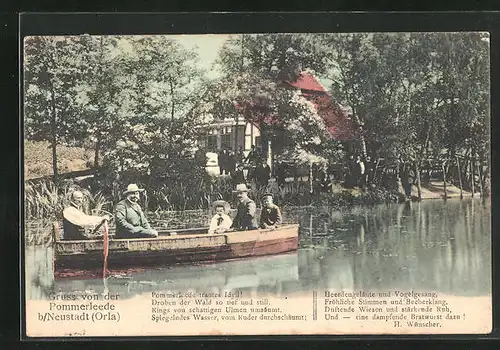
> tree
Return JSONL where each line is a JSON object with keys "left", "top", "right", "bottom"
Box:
{"left": 24, "top": 36, "right": 86, "bottom": 180}
{"left": 215, "top": 34, "right": 339, "bottom": 161}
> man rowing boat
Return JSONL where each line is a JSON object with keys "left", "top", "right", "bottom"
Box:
{"left": 62, "top": 190, "right": 110, "bottom": 240}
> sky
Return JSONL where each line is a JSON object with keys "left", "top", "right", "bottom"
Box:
{"left": 169, "top": 34, "right": 233, "bottom": 79}
{"left": 169, "top": 34, "right": 333, "bottom": 88}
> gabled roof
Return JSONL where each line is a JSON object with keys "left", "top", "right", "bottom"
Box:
{"left": 283, "top": 72, "right": 327, "bottom": 93}
{"left": 283, "top": 72, "right": 358, "bottom": 141}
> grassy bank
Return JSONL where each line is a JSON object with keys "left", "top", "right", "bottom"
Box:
{"left": 24, "top": 140, "right": 95, "bottom": 180}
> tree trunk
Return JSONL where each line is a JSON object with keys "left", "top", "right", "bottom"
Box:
{"left": 309, "top": 161, "right": 313, "bottom": 194}
{"left": 470, "top": 151, "right": 475, "bottom": 197}
{"left": 477, "top": 162, "right": 484, "bottom": 198}
{"left": 415, "top": 162, "right": 422, "bottom": 201}
{"left": 51, "top": 137, "right": 58, "bottom": 182}
{"left": 352, "top": 113, "right": 367, "bottom": 158}
{"left": 94, "top": 134, "right": 100, "bottom": 170}
{"left": 48, "top": 79, "right": 58, "bottom": 181}
{"left": 442, "top": 162, "right": 447, "bottom": 200}
{"left": 456, "top": 156, "right": 463, "bottom": 199}
{"left": 169, "top": 79, "right": 175, "bottom": 120}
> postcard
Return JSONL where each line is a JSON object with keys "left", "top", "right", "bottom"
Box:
{"left": 23, "top": 31, "right": 491, "bottom": 337}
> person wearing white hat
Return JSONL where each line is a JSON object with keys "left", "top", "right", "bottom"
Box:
{"left": 62, "top": 190, "right": 110, "bottom": 240}
{"left": 230, "top": 184, "right": 258, "bottom": 231}
{"left": 208, "top": 200, "right": 233, "bottom": 234}
{"left": 114, "top": 184, "right": 158, "bottom": 238}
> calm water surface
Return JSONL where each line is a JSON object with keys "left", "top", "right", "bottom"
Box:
{"left": 25, "top": 198, "right": 491, "bottom": 299}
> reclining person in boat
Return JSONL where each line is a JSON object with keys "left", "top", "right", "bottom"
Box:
{"left": 230, "top": 184, "right": 258, "bottom": 231}
{"left": 62, "top": 190, "right": 110, "bottom": 240}
{"left": 208, "top": 200, "right": 233, "bottom": 234}
{"left": 114, "top": 184, "right": 158, "bottom": 239}
{"left": 259, "top": 193, "right": 282, "bottom": 229}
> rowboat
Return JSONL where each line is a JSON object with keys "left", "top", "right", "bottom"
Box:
{"left": 52, "top": 223, "right": 299, "bottom": 272}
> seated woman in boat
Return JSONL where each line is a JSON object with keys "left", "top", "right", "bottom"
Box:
{"left": 208, "top": 200, "right": 233, "bottom": 234}
{"left": 259, "top": 193, "right": 282, "bottom": 229}
{"left": 114, "top": 184, "right": 158, "bottom": 239}
{"left": 62, "top": 190, "right": 110, "bottom": 240}
{"left": 230, "top": 184, "right": 258, "bottom": 231}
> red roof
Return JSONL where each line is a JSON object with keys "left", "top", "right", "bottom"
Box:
{"left": 283, "top": 72, "right": 358, "bottom": 140}
{"left": 284, "top": 72, "right": 327, "bottom": 93}
{"left": 234, "top": 72, "right": 359, "bottom": 141}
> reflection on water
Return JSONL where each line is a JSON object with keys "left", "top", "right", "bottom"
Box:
{"left": 26, "top": 198, "right": 490, "bottom": 299}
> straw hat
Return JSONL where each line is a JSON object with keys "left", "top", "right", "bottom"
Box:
{"left": 211, "top": 200, "right": 230, "bottom": 213}
{"left": 232, "top": 183, "right": 251, "bottom": 193}
{"left": 123, "top": 183, "right": 145, "bottom": 195}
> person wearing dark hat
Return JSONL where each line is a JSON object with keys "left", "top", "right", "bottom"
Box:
{"left": 259, "top": 193, "right": 282, "bottom": 229}
{"left": 208, "top": 200, "right": 233, "bottom": 234}
{"left": 114, "top": 184, "right": 158, "bottom": 238}
{"left": 230, "top": 184, "right": 258, "bottom": 231}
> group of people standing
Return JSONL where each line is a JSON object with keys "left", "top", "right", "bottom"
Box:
{"left": 345, "top": 155, "right": 374, "bottom": 189}
{"left": 217, "top": 146, "right": 245, "bottom": 176}
{"left": 62, "top": 182, "right": 283, "bottom": 241}
{"left": 220, "top": 145, "right": 272, "bottom": 191}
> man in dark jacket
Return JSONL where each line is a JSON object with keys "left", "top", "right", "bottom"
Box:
{"left": 245, "top": 145, "right": 259, "bottom": 166}
{"left": 253, "top": 159, "right": 271, "bottom": 190}
{"left": 231, "top": 184, "right": 258, "bottom": 231}
{"left": 273, "top": 159, "right": 287, "bottom": 188}
{"left": 259, "top": 193, "right": 282, "bottom": 229}
{"left": 227, "top": 150, "right": 237, "bottom": 176}
{"left": 231, "top": 163, "right": 246, "bottom": 185}
{"left": 115, "top": 184, "right": 158, "bottom": 238}
{"left": 236, "top": 146, "right": 245, "bottom": 164}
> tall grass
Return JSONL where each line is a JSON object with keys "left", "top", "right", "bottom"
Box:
{"left": 24, "top": 179, "right": 112, "bottom": 221}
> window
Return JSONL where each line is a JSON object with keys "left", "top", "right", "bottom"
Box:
{"left": 207, "top": 135, "right": 217, "bottom": 152}
{"left": 255, "top": 136, "right": 262, "bottom": 148}
{"left": 221, "top": 134, "right": 231, "bottom": 150}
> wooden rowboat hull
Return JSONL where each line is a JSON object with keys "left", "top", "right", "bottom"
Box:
{"left": 53, "top": 224, "right": 299, "bottom": 271}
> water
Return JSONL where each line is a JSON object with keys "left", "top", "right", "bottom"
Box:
{"left": 25, "top": 198, "right": 491, "bottom": 300}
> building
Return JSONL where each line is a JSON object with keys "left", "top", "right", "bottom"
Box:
{"left": 201, "top": 117, "right": 264, "bottom": 156}
{"left": 281, "top": 71, "right": 358, "bottom": 141}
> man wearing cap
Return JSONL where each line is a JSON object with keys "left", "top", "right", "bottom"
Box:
{"left": 208, "top": 200, "right": 233, "bottom": 234}
{"left": 230, "top": 184, "right": 258, "bottom": 231}
{"left": 114, "top": 184, "right": 158, "bottom": 238}
{"left": 62, "top": 190, "right": 110, "bottom": 240}
{"left": 259, "top": 193, "right": 283, "bottom": 229}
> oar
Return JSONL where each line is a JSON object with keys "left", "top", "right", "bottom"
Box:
{"left": 103, "top": 220, "right": 109, "bottom": 279}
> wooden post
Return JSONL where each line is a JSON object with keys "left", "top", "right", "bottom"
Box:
{"left": 415, "top": 162, "right": 422, "bottom": 201}
{"left": 442, "top": 162, "right": 447, "bottom": 200}
{"left": 456, "top": 156, "right": 463, "bottom": 199}
{"left": 52, "top": 221, "right": 60, "bottom": 242}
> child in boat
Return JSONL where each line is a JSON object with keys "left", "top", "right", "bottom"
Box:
{"left": 208, "top": 200, "right": 233, "bottom": 234}
{"left": 259, "top": 193, "right": 282, "bottom": 229}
